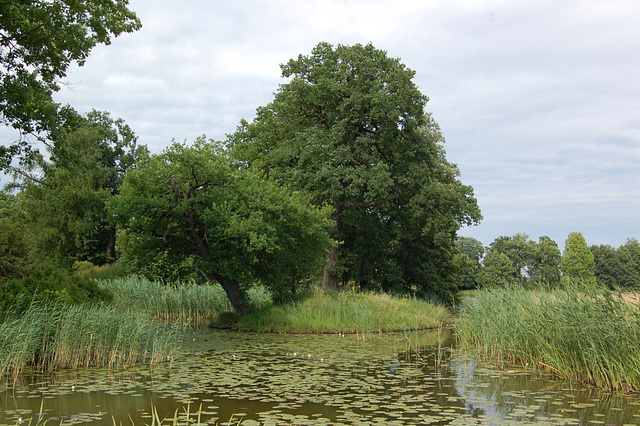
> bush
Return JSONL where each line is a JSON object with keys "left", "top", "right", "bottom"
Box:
{"left": 0, "top": 266, "right": 112, "bottom": 315}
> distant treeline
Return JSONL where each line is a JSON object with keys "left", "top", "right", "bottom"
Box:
{"left": 457, "top": 232, "right": 640, "bottom": 290}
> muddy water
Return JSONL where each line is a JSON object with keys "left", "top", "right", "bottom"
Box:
{"left": 1, "top": 328, "right": 639, "bottom": 425}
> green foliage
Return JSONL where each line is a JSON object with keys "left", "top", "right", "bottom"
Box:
{"left": 480, "top": 234, "right": 561, "bottom": 288}
{"left": 0, "top": 265, "right": 112, "bottom": 314}
{"left": 617, "top": 238, "right": 640, "bottom": 289}
{"left": 239, "top": 289, "right": 450, "bottom": 333}
{"left": 477, "top": 250, "right": 518, "bottom": 288}
{"left": 456, "top": 285, "right": 640, "bottom": 392}
{"left": 230, "top": 42, "right": 481, "bottom": 300}
{"left": 110, "top": 138, "right": 334, "bottom": 314}
{"left": 591, "top": 238, "right": 640, "bottom": 289}
{"left": 0, "top": 0, "right": 141, "bottom": 167}
{"left": 591, "top": 244, "right": 625, "bottom": 289}
{"left": 0, "top": 192, "right": 29, "bottom": 279}
{"left": 529, "top": 236, "right": 561, "bottom": 286}
{"left": 455, "top": 236, "right": 485, "bottom": 289}
{"left": 561, "top": 231, "right": 596, "bottom": 285}
{"left": 6, "top": 109, "right": 148, "bottom": 266}
{"left": 487, "top": 233, "right": 533, "bottom": 287}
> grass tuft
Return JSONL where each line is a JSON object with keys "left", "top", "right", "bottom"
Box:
{"left": 239, "top": 288, "right": 450, "bottom": 333}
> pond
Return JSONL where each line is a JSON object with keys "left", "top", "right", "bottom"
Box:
{"left": 1, "top": 328, "right": 639, "bottom": 425}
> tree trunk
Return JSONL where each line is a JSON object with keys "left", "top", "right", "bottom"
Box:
{"left": 106, "top": 226, "right": 116, "bottom": 261}
{"left": 322, "top": 245, "right": 341, "bottom": 291}
{"left": 322, "top": 204, "right": 343, "bottom": 292}
{"left": 218, "top": 275, "right": 253, "bottom": 316}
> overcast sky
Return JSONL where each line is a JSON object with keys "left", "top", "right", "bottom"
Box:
{"left": 4, "top": 0, "right": 640, "bottom": 248}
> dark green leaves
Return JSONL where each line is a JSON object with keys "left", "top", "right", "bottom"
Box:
{"left": 231, "top": 42, "right": 482, "bottom": 300}
{"left": 110, "top": 139, "right": 334, "bottom": 312}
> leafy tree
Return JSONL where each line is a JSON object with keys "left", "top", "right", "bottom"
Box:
{"left": 5, "top": 109, "right": 147, "bottom": 266}
{"left": 0, "top": 0, "right": 141, "bottom": 168}
{"left": 591, "top": 244, "right": 625, "bottom": 289}
{"left": 529, "top": 236, "right": 561, "bottom": 286}
{"left": 561, "top": 232, "right": 596, "bottom": 285}
{"left": 617, "top": 238, "right": 640, "bottom": 289}
{"left": 109, "top": 139, "right": 334, "bottom": 315}
{"left": 456, "top": 236, "right": 485, "bottom": 289}
{"left": 0, "top": 191, "right": 28, "bottom": 279}
{"left": 230, "top": 42, "right": 481, "bottom": 301}
{"left": 488, "top": 233, "right": 534, "bottom": 288}
{"left": 478, "top": 250, "right": 517, "bottom": 288}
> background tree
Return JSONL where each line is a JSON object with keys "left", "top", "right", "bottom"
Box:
{"left": 230, "top": 42, "right": 481, "bottom": 301}
{"left": 617, "top": 238, "right": 640, "bottom": 289}
{"left": 487, "top": 233, "right": 534, "bottom": 288}
{"left": 0, "top": 0, "right": 141, "bottom": 168}
{"left": 0, "top": 191, "right": 28, "bottom": 279}
{"left": 591, "top": 244, "right": 625, "bottom": 289}
{"left": 478, "top": 250, "right": 517, "bottom": 287}
{"left": 529, "top": 236, "right": 561, "bottom": 286}
{"left": 109, "top": 139, "right": 334, "bottom": 315}
{"left": 561, "top": 231, "right": 596, "bottom": 285}
{"left": 5, "top": 109, "right": 147, "bottom": 266}
{"left": 456, "top": 236, "right": 485, "bottom": 289}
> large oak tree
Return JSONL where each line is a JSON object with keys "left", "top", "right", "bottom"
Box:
{"left": 110, "top": 139, "right": 334, "bottom": 315}
{"left": 231, "top": 42, "right": 481, "bottom": 300}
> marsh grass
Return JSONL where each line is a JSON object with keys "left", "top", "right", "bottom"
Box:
{"left": 455, "top": 284, "right": 640, "bottom": 392}
{"left": 239, "top": 288, "right": 451, "bottom": 333}
{"left": 0, "top": 301, "right": 179, "bottom": 381}
{"left": 99, "top": 276, "right": 272, "bottom": 324}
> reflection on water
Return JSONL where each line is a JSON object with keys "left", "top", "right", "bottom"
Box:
{"left": 1, "top": 328, "right": 639, "bottom": 425}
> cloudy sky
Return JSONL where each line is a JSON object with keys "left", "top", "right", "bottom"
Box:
{"left": 6, "top": 0, "right": 640, "bottom": 248}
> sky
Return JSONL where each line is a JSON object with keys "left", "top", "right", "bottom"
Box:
{"left": 3, "top": 0, "right": 640, "bottom": 248}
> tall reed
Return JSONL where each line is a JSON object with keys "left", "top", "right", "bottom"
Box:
{"left": 0, "top": 301, "right": 179, "bottom": 381}
{"left": 100, "top": 276, "right": 272, "bottom": 324}
{"left": 240, "top": 288, "right": 450, "bottom": 333}
{"left": 99, "top": 276, "right": 231, "bottom": 324}
{"left": 455, "top": 284, "right": 640, "bottom": 392}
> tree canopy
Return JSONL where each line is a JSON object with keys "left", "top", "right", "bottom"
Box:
{"left": 109, "top": 139, "right": 334, "bottom": 314}
{"left": 3, "top": 109, "right": 147, "bottom": 267}
{"left": 230, "top": 42, "right": 481, "bottom": 301}
{"left": 0, "top": 0, "right": 141, "bottom": 168}
{"left": 562, "top": 231, "right": 596, "bottom": 286}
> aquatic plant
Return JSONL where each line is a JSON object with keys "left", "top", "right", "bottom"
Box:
{"left": 99, "top": 276, "right": 272, "bottom": 324}
{"left": 239, "top": 288, "right": 450, "bottom": 333}
{"left": 455, "top": 283, "right": 640, "bottom": 392}
{"left": 0, "top": 301, "right": 179, "bottom": 381}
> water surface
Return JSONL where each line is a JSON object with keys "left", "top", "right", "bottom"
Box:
{"left": 1, "top": 328, "right": 638, "bottom": 425}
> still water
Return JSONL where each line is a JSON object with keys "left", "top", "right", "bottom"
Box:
{"left": 1, "top": 328, "right": 639, "bottom": 425}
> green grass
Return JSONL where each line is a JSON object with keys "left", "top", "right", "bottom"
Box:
{"left": 239, "top": 288, "right": 451, "bottom": 333}
{"left": 98, "top": 276, "right": 272, "bottom": 324}
{"left": 455, "top": 284, "right": 640, "bottom": 392}
{"left": 0, "top": 301, "right": 179, "bottom": 381}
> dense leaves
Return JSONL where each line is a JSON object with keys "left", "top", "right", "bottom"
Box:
{"left": 478, "top": 234, "right": 561, "bottom": 288}
{"left": 6, "top": 109, "right": 147, "bottom": 266}
{"left": 0, "top": 0, "right": 141, "bottom": 166}
{"left": 231, "top": 42, "right": 481, "bottom": 301}
{"left": 562, "top": 232, "right": 596, "bottom": 285}
{"left": 110, "top": 139, "right": 334, "bottom": 314}
{"left": 591, "top": 238, "right": 640, "bottom": 289}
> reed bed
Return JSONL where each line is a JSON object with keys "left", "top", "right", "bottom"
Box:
{"left": 99, "top": 276, "right": 233, "bottom": 324}
{"left": 0, "top": 301, "right": 179, "bottom": 381}
{"left": 455, "top": 284, "right": 640, "bottom": 392}
{"left": 239, "top": 289, "right": 451, "bottom": 333}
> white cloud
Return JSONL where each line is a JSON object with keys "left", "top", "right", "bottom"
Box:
{"left": 2, "top": 0, "right": 638, "bottom": 247}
